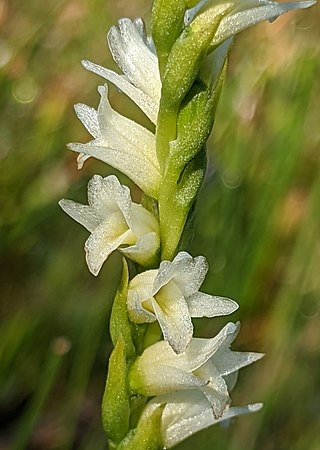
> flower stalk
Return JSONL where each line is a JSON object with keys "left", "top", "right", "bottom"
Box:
{"left": 59, "top": 0, "right": 316, "bottom": 448}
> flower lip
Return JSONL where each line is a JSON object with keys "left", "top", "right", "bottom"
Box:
{"left": 59, "top": 174, "right": 160, "bottom": 275}
{"left": 128, "top": 253, "right": 239, "bottom": 353}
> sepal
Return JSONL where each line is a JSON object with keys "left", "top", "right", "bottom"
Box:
{"left": 211, "top": 0, "right": 317, "bottom": 50}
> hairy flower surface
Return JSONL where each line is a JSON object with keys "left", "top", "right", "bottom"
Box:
{"left": 68, "top": 85, "right": 161, "bottom": 199}
{"left": 68, "top": 18, "right": 162, "bottom": 198}
{"left": 130, "top": 321, "right": 263, "bottom": 419}
{"left": 59, "top": 175, "right": 160, "bottom": 275}
{"left": 127, "top": 252, "right": 238, "bottom": 353}
{"left": 144, "top": 391, "right": 262, "bottom": 448}
{"left": 186, "top": 0, "right": 316, "bottom": 43}
{"left": 83, "top": 18, "right": 161, "bottom": 124}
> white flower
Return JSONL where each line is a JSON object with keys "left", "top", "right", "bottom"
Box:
{"left": 212, "top": 0, "right": 316, "bottom": 47}
{"left": 68, "top": 19, "right": 162, "bottom": 199}
{"left": 186, "top": 0, "right": 316, "bottom": 45}
{"left": 59, "top": 175, "right": 160, "bottom": 276}
{"left": 68, "top": 84, "right": 161, "bottom": 199}
{"left": 130, "top": 322, "right": 263, "bottom": 419}
{"left": 144, "top": 391, "right": 263, "bottom": 448}
{"left": 127, "top": 252, "right": 238, "bottom": 353}
{"left": 82, "top": 18, "right": 161, "bottom": 125}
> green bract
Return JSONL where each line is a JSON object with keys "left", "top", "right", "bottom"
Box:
{"left": 102, "top": 337, "right": 130, "bottom": 445}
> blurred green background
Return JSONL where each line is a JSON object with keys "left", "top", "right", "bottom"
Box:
{"left": 1, "top": 0, "right": 319, "bottom": 449}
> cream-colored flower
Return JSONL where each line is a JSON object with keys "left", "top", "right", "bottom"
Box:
{"left": 82, "top": 18, "right": 161, "bottom": 124}
{"left": 127, "top": 252, "right": 238, "bottom": 353}
{"left": 144, "top": 391, "right": 262, "bottom": 448}
{"left": 130, "top": 321, "right": 263, "bottom": 421}
{"left": 186, "top": 0, "right": 316, "bottom": 46}
{"left": 59, "top": 175, "right": 159, "bottom": 275}
{"left": 68, "top": 84, "right": 161, "bottom": 199}
{"left": 69, "top": 18, "right": 162, "bottom": 198}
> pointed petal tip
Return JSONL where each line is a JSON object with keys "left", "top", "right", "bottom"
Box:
{"left": 66, "top": 142, "right": 74, "bottom": 150}
{"left": 299, "top": 0, "right": 317, "bottom": 7}
{"left": 58, "top": 198, "right": 72, "bottom": 211}
{"left": 226, "top": 322, "right": 239, "bottom": 334}
{"left": 85, "top": 254, "right": 101, "bottom": 277}
{"left": 227, "top": 298, "right": 239, "bottom": 312}
{"left": 253, "top": 352, "right": 265, "bottom": 361}
{"left": 248, "top": 402, "right": 263, "bottom": 413}
{"left": 81, "top": 59, "right": 90, "bottom": 68}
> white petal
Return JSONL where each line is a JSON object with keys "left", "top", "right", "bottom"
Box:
{"left": 131, "top": 362, "right": 205, "bottom": 397}
{"left": 84, "top": 214, "right": 131, "bottom": 276}
{"left": 152, "top": 280, "right": 193, "bottom": 353}
{"left": 74, "top": 103, "right": 100, "bottom": 139}
{"left": 135, "top": 322, "right": 238, "bottom": 373}
{"left": 131, "top": 203, "right": 159, "bottom": 236}
{"left": 224, "top": 370, "right": 239, "bottom": 391}
{"left": 153, "top": 252, "right": 208, "bottom": 297}
{"left": 160, "top": 391, "right": 219, "bottom": 448}
{"left": 187, "top": 292, "right": 239, "bottom": 318}
{"left": 127, "top": 270, "right": 158, "bottom": 323}
{"left": 174, "top": 322, "right": 239, "bottom": 372}
{"left": 86, "top": 174, "right": 131, "bottom": 223}
{"left": 197, "top": 360, "right": 230, "bottom": 417}
{"left": 59, "top": 199, "right": 100, "bottom": 232}
{"left": 107, "top": 18, "right": 161, "bottom": 108}
{"left": 213, "top": 1, "right": 317, "bottom": 46}
{"left": 81, "top": 60, "right": 159, "bottom": 124}
{"left": 97, "top": 85, "right": 159, "bottom": 169}
{"left": 121, "top": 231, "right": 160, "bottom": 267}
{"left": 209, "top": 321, "right": 264, "bottom": 375}
{"left": 155, "top": 390, "right": 263, "bottom": 448}
{"left": 68, "top": 142, "right": 160, "bottom": 199}
{"left": 69, "top": 85, "right": 161, "bottom": 198}
{"left": 200, "top": 37, "right": 233, "bottom": 88}
{"left": 213, "top": 349, "right": 265, "bottom": 376}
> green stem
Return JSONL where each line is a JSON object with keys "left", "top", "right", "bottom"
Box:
{"left": 156, "top": 104, "right": 179, "bottom": 173}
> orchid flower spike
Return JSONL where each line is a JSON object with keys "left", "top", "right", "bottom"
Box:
{"left": 127, "top": 251, "right": 238, "bottom": 353}
{"left": 59, "top": 175, "right": 160, "bottom": 276}
{"left": 129, "top": 322, "right": 264, "bottom": 420}
{"left": 144, "top": 390, "right": 263, "bottom": 448}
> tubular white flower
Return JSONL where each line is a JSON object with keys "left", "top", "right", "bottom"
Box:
{"left": 127, "top": 252, "right": 238, "bottom": 353}
{"left": 68, "top": 85, "right": 161, "bottom": 199}
{"left": 144, "top": 391, "right": 263, "bottom": 448}
{"left": 186, "top": 0, "right": 316, "bottom": 46}
{"left": 184, "top": 0, "right": 316, "bottom": 46}
{"left": 82, "top": 18, "right": 161, "bottom": 124}
{"left": 130, "top": 321, "right": 263, "bottom": 419}
{"left": 59, "top": 175, "right": 160, "bottom": 276}
{"left": 213, "top": 0, "right": 316, "bottom": 47}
